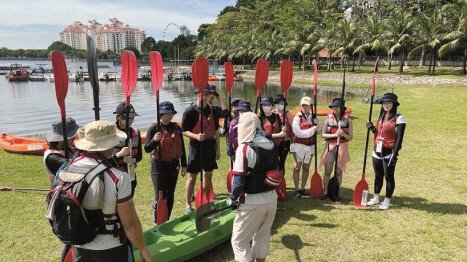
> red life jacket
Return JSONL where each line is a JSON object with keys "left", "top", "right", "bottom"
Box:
{"left": 293, "top": 113, "right": 316, "bottom": 145}
{"left": 192, "top": 106, "right": 216, "bottom": 140}
{"left": 374, "top": 115, "right": 398, "bottom": 149}
{"left": 278, "top": 111, "right": 292, "bottom": 139}
{"left": 153, "top": 125, "right": 183, "bottom": 162}
{"left": 325, "top": 113, "right": 350, "bottom": 143}
{"left": 262, "top": 114, "right": 281, "bottom": 145}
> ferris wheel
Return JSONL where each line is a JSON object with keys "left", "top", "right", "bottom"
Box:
{"left": 163, "top": 23, "right": 191, "bottom": 39}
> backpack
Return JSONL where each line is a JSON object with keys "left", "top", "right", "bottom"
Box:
{"left": 45, "top": 161, "right": 110, "bottom": 245}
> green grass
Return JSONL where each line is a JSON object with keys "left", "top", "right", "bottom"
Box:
{"left": 1, "top": 82, "right": 466, "bottom": 261}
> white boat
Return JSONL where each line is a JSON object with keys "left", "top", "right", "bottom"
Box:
{"left": 29, "top": 74, "right": 46, "bottom": 82}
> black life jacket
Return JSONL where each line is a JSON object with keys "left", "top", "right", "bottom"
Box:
{"left": 243, "top": 142, "right": 279, "bottom": 194}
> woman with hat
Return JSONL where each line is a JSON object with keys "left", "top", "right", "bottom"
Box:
{"left": 290, "top": 96, "right": 320, "bottom": 197}
{"left": 259, "top": 96, "right": 286, "bottom": 149}
{"left": 320, "top": 98, "right": 353, "bottom": 200}
{"left": 230, "top": 112, "right": 279, "bottom": 262}
{"left": 226, "top": 98, "right": 242, "bottom": 161}
{"left": 144, "top": 101, "right": 187, "bottom": 222}
{"left": 43, "top": 117, "right": 80, "bottom": 184}
{"left": 274, "top": 94, "right": 294, "bottom": 172}
{"left": 112, "top": 102, "right": 143, "bottom": 197}
{"left": 365, "top": 93, "right": 406, "bottom": 210}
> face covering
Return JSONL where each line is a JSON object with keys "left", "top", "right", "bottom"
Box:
{"left": 262, "top": 106, "right": 272, "bottom": 113}
{"left": 275, "top": 104, "right": 284, "bottom": 111}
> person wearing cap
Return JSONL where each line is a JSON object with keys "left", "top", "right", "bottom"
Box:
{"left": 274, "top": 94, "right": 294, "bottom": 172}
{"left": 63, "top": 120, "right": 151, "bottom": 262}
{"left": 227, "top": 100, "right": 252, "bottom": 161}
{"left": 112, "top": 102, "right": 143, "bottom": 197}
{"left": 290, "top": 96, "right": 321, "bottom": 197}
{"left": 259, "top": 96, "right": 286, "bottom": 147}
{"left": 182, "top": 87, "right": 221, "bottom": 214}
{"left": 144, "top": 101, "right": 187, "bottom": 222}
{"left": 43, "top": 117, "right": 80, "bottom": 184}
{"left": 365, "top": 93, "right": 406, "bottom": 210}
{"left": 230, "top": 112, "right": 279, "bottom": 262}
{"left": 206, "top": 84, "right": 229, "bottom": 162}
{"left": 320, "top": 97, "right": 353, "bottom": 200}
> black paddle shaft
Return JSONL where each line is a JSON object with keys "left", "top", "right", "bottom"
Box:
{"left": 61, "top": 117, "right": 69, "bottom": 157}
{"left": 156, "top": 96, "right": 164, "bottom": 196}
{"left": 362, "top": 94, "right": 375, "bottom": 174}
{"left": 199, "top": 96, "right": 204, "bottom": 203}
{"left": 125, "top": 105, "right": 130, "bottom": 146}
{"left": 313, "top": 92, "right": 318, "bottom": 171}
{"left": 333, "top": 61, "right": 346, "bottom": 177}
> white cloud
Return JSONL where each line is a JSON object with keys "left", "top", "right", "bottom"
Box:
{"left": 0, "top": 0, "right": 235, "bottom": 49}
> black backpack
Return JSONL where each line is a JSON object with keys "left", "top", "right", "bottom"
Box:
{"left": 45, "top": 161, "right": 110, "bottom": 245}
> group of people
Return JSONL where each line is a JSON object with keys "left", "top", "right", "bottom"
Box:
{"left": 43, "top": 83, "right": 405, "bottom": 262}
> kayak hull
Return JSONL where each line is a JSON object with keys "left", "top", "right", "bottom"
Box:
{"left": 0, "top": 133, "right": 48, "bottom": 155}
{"left": 133, "top": 199, "right": 235, "bottom": 262}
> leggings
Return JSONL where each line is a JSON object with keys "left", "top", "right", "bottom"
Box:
{"left": 151, "top": 173, "right": 178, "bottom": 222}
{"left": 278, "top": 140, "right": 290, "bottom": 172}
{"left": 372, "top": 156, "right": 396, "bottom": 198}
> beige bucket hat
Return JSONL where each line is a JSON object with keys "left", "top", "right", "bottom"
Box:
{"left": 75, "top": 120, "right": 127, "bottom": 152}
{"left": 237, "top": 112, "right": 261, "bottom": 144}
{"left": 300, "top": 96, "right": 312, "bottom": 106}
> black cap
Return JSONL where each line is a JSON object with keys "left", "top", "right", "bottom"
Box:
{"left": 260, "top": 96, "right": 274, "bottom": 106}
{"left": 274, "top": 94, "right": 288, "bottom": 105}
{"left": 232, "top": 97, "right": 241, "bottom": 106}
{"left": 237, "top": 100, "right": 251, "bottom": 112}
{"left": 379, "top": 92, "right": 400, "bottom": 106}
{"left": 328, "top": 98, "right": 345, "bottom": 108}
{"left": 194, "top": 84, "right": 212, "bottom": 94}
{"left": 114, "top": 102, "right": 140, "bottom": 117}
{"left": 159, "top": 101, "right": 177, "bottom": 115}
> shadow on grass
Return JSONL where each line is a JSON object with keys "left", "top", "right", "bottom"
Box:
{"left": 281, "top": 234, "right": 313, "bottom": 262}
{"left": 393, "top": 196, "right": 467, "bottom": 215}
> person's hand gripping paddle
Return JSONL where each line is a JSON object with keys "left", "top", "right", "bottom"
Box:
{"left": 254, "top": 59, "right": 269, "bottom": 113}
{"left": 353, "top": 58, "right": 379, "bottom": 207}
{"left": 277, "top": 60, "right": 292, "bottom": 200}
{"left": 121, "top": 50, "right": 138, "bottom": 183}
{"left": 310, "top": 59, "right": 323, "bottom": 198}
{"left": 150, "top": 51, "right": 169, "bottom": 224}
{"left": 86, "top": 36, "right": 100, "bottom": 120}
{"left": 224, "top": 62, "right": 235, "bottom": 193}
{"left": 192, "top": 58, "right": 214, "bottom": 209}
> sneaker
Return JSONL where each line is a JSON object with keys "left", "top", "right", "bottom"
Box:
{"left": 367, "top": 195, "right": 380, "bottom": 206}
{"left": 295, "top": 190, "right": 302, "bottom": 198}
{"left": 300, "top": 189, "right": 307, "bottom": 196}
{"left": 320, "top": 194, "right": 327, "bottom": 200}
{"left": 184, "top": 207, "right": 193, "bottom": 215}
{"left": 379, "top": 198, "right": 391, "bottom": 210}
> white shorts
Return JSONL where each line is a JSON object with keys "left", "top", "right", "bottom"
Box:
{"left": 290, "top": 143, "right": 315, "bottom": 164}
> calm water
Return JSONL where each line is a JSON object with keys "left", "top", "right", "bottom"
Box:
{"left": 1, "top": 60, "right": 349, "bottom": 136}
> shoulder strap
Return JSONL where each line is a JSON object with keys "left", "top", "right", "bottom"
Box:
{"left": 75, "top": 163, "right": 110, "bottom": 203}
{"left": 242, "top": 143, "right": 249, "bottom": 174}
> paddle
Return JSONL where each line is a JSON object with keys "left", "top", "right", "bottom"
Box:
{"left": 254, "top": 59, "right": 269, "bottom": 113}
{"left": 50, "top": 51, "right": 70, "bottom": 157}
{"left": 277, "top": 60, "right": 293, "bottom": 200}
{"left": 310, "top": 59, "right": 323, "bottom": 198}
{"left": 0, "top": 186, "right": 48, "bottom": 192}
{"left": 353, "top": 57, "right": 379, "bottom": 207}
{"left": 86, "top": 36, "right": 100, "bottom": 120}
{"left": 121, "top": 50, "right": 138, "bottom": 182}
{"left": 191, "top": 57, "right": 213, "bottom": 208}
{"left": 150, "top": 51, "right": 169, "bottom": 224}
{"left": 328, "top": 59, "right": 347, "bottom": 202}
{"left": 224, "top": 62, "right": 234, "bottom": 193}
{"left": 196, "top": 202, "right": 232, "bottom": 232}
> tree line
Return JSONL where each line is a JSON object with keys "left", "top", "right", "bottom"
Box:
{"left": 196, "top": 0, "right": 467, "bottom": 74}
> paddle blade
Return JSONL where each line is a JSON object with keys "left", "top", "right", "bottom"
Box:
{"left": 156, "top": 191, "right": 168, "bottom": 224}
{"left": 275, "top": 175, "right": 287, "bottom": 200}
{"left": 280, "top": 60, "right": 293, "bottom": 95}
{"left": 328, "top": 176, "right": 340, "bottom": 202}
{"left": 312, "top": 59, "right": 318, "bottom": 96}
{"left": 371, "top": 57, "right": 379, "bottom": 96}
{"left": 121, "top": 50, "right": 138, "bottom": 100}
{"left": 191, "top": 62, "right": 198, "bottom": 89}
{"left": 64, "top": 246, "right": 74, "bottom": 262}
{"left": 255, "top": 59, "right": 269, "bottom": 97}
{"left": 86, "top": 36, "right": 99, "bottom": 92}
{"left": 353, "top": 174, "right": 369, "bottom": 208}
{"left": 150, "top": 51, "right": 164, "bottom": 93}
{"left": 195, "top": 184, "right": 215, "bottom": 208}
{"left": 50, "top": 51, "right": 69, "bottom": 117}
{"left": 193, "top": 57, "right": 209, "bottom": 91}
{"left": 226, "top": 169, "right": 233, "bottom": 193}
{"left": 224, "top": 62, "right": 234, "bottom": 95}
{"left": 310, "top": 171, "right": 323, "bottom": 198}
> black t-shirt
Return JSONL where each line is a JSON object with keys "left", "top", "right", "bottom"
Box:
{"left": 182, "top": 103, "right": 221, "bottom": 134}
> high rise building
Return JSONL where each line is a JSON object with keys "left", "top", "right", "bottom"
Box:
{"left": 59, "top": 18, "right": 146, "bottom": 53}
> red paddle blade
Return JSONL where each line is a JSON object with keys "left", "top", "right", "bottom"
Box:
{"left": 150, "top": 51, "right": 164, "bottom": 94}
{"left": 226, "top": 169, "right": 233, "bottom": 193}
{"left": 156, "top": 191, "right": 168, "bottom": 224}
{"left": 280, "top": 60, "right": 293, "bottom": 95}
{"left": 193, "top": 57, "right": 209, "bottom": 91}
{"left": 275, "top": 175, "right": 287, "bottom": 200}
{"left": 371, "top": 57, "right": 379, "bottom": 96}
{"left": 224, "top": 62, "right": 234, "bottom": 95}
{"left": 353, "top": 173, "right": 369, "bottom": 208}
{"left": 195, "top": 184, "right": 214, "bottom": 208}
{"left": 255, "top": 59, "right": 269, "bottom": 97}
{"left": 64, "top": 246, "right": 74, "bottom": 262}
{"left": 50, "top": 51, "right": 69, "bottom": 117}
{"left": 121, "top": 50, "right": 138, "bottom": 102}
{"left": 312, "top": 59, "right": 318, "bottom": 96}
{"left": 310, "top": 171, "right": 323, "bottom": 198}
{"left": 191, "top": 62, "right": 198, "bottom": 89}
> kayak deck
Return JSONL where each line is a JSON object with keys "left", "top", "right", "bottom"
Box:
{"left": 134, "top": 199, "right": 235, "bottom": 262}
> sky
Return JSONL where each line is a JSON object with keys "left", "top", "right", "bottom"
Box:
{"left": 0, "top": 0, "right": 236, "bottom": 49}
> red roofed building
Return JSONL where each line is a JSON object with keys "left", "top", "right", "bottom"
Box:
{"left": 59, "top": 18, "right": 146, "bottom": 53}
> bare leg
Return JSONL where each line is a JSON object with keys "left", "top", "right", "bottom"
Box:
{"left": 323, "top": 160, "right": 334, "bottom": 194}
{"left": 203, "top": 171, "right": 213, "bottom": 199}
{"left": 185, "top": 173, "right": 197, "bottom": 209}
{"left": 300, "top": 163, "right": 310, "bottom": 190}
{"left": 336, "top": 167, "right": 343, "bottom": 185}
{"left": 292, "top": 153, "right": 302, "bottom": 191}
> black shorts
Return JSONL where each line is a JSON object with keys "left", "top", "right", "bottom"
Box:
{"left": 187, "top": 140, "right": 218, "bottom": 173}
{"left": 74, "top": 244, "right": 131, "bottom": 262}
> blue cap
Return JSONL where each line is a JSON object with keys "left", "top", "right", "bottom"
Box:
{"left": 328, "top": 98, "right": 345, "bottom": 108}
{"left": 274, "top": 94, "right": 288, "bottom": 105}
{"left": 260, "top": 96, "right": 274, "bottom": 106}
{"left": 159, "top": 101, "right": 177, "bottom": 115}
{"left": 232, "top": 97, "right": 241, "bottom": 106}
{"left": 379, "top": 92, "right": 399, "bottom": 106}
{"left": 237, "top": 101, "right": 251, "bottom": 112}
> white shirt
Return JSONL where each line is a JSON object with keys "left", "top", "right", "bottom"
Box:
{"left": 292, "top": 112, "right": 320, "bottom": 138}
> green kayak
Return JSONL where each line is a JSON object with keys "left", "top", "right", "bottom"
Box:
{"left": 133, "top": 199, "right": 235, "bottom": 262}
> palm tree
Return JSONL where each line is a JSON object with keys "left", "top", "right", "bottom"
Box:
{"left": 385, "top": 7, "right": 414, "bottom": 73}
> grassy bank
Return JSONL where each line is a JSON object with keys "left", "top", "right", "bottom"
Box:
{"left": 1, "top": 81, "right": 466, "bottom": 261}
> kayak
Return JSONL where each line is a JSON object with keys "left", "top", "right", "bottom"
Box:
{"left": 0, "top": 133, "right": 48, "bottom": 155}
{"left": 291, "top": 106, "right": 352, "bottom": 116}
{"left": 133, "top": 199, "right": 235, "bottom": 262}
